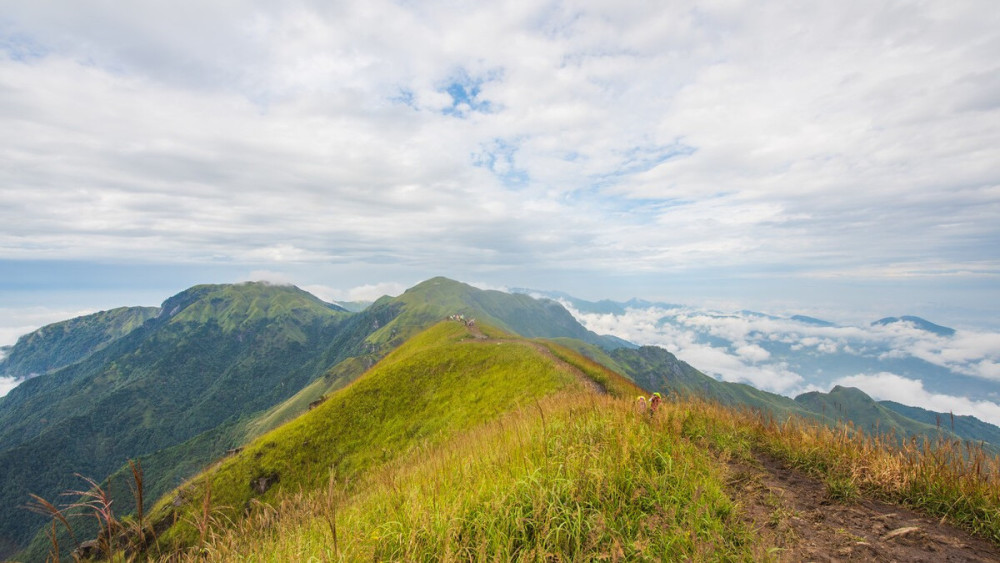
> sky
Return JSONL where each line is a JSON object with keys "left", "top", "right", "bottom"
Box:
{"left": 2, "top": 1, "right": 1000, "bottom": 348}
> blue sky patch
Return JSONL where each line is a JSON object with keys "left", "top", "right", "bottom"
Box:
{"left": 440, "top": 68, "right": 501, "bottom": 117}
{"left": 0, "top": 31, "right": 48, "bottom": 62}
{"left": 472, "top": 137, "right": 528, "bottom": 187}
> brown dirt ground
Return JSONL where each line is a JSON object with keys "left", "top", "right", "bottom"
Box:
{"left": 728, "top": 451, "right": 1000, "bottom": 562}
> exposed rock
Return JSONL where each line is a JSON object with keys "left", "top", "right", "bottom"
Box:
{"left": 250, "top": 472, "right": 279, "bottom": 494}
{"left": 73, "top": 539, "right": 100, "bottom": 560}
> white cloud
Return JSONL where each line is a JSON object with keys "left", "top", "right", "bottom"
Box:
{"left": 563, "top": 299, "right": 1000, "bottom": 409}
{"left": 302, "top": 282, "right": 405, "bottom": 304}
{"left": 0, "top": 377, "right": 20, "bottom": 398}
{"left": 835, "top": 372, "right": 1000, "bottom": 428}
{"left": 247, "top": 270, "right": 297, "bottom": 285}
{"left": 0, "top": 0, "right": 996, "bottom": 288}
{"left": 734, "top": 343, "right": 770, "bottom": 363}
{"left": 0, "top": 307, "right": 100, "bottom": 347}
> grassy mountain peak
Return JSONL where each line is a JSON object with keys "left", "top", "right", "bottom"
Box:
{"left": 379, "top": 277, "right": 617, "bottom": 348}
{"left": 161, "top": 281, "right": 348, "bottom": 331}
{"left": 0, "top": 281, "right": 354, "bottom": 557}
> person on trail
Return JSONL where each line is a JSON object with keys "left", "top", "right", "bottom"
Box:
{"left": 636, "top": 396, "right": 647, "bottom": 413}
{"left": 649, "top": 392, "right": 662, "bottom": 414}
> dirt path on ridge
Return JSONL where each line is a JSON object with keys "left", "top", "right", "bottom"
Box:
{"left": 728, "top": 451, "right": 1000, "bottom": 562}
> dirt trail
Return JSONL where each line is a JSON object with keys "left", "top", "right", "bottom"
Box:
{"left": 729, "top": 451, "right": 1000, "bottom": 562}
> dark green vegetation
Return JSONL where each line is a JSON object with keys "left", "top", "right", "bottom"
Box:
{"left": 4, "top": 276, "right": 1000, "bottom": 561}
{"left": 1, "top": 283, "right": 352, "bottom": 558}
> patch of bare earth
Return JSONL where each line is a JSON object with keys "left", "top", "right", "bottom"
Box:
{"left": 728, "top": 452, "right": 1000, "bottom": 562}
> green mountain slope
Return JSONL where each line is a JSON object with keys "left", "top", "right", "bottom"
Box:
{"left": 137, "top": 323, "right": 758, "bottom": 560}
{"left": 9, "top": 277, "right": 639, "bottom": 560}
{"left": 0, "top": 282, "right": 351, "bottom": 557}
{"left": 229, "top": 277, "right": 630, "bottom": 447}
{"left": 149, "top": 320, "right": 635, "bottom": 550}
{"left": 10, "top": 276, "right": 1000, "bottom": 560}
{"left": 793, "top": 385, "right": 968, "bottom": 445}
{"left": 880, "top": 400, "right": 1000, "bottom": 446}
{"left": 369, "top": 277, "right": 622, "bottom": 349}
{"left": 0, "top": 306, "right": 158, "bottom": 379}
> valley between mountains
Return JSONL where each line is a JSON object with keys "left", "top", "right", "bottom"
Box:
{"left": 1, "top": 277, "right": 998, "bottom": 561}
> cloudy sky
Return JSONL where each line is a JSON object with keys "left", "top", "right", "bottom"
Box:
{"left": 2, "top": 1, "right": 999, "bottom": 345}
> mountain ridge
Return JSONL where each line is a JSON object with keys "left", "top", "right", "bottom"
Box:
{"left": 4, "top": 277, "right": 1000, "bottom": 560}
{"left": 3, "top": 277, "right": 634, "bottom": 559}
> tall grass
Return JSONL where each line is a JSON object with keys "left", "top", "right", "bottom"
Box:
{"left": 164, "top": 393, "right": 762, "bottom": 561}
{"left": 41, "top": 396, "right": 1000, "bottom": 561}
{"left": 25, "top": 459, "right": 152, "bottom": 562}
{"left": 669, "top": 399, "right": 1000, "bottom": 543}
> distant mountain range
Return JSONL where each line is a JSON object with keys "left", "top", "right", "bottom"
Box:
{"left": 518, "top": 289, "right": 1000, "bottom": 405}
{"left": 1, "top": 277, "right": 998, "bottom": 560}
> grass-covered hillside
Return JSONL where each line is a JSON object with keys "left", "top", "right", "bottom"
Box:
{"left": 10, "top": 277, "right": 1000, "bottom": 561}
{"left": 38, "top": 321, "right": 1000, "bottom": 561}
{"left": 8, "top": 277, "right": 644, "bottom": 560}
{"left": 363, "top": 277, "right": 619, "bottom": 350}
{"left": 0, "top": 283, "right": 353, "bottom": 557}
{"left": 145, "top": 320, "right": 640, "bottom": 553}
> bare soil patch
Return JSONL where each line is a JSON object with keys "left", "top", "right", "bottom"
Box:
{"left": 728, "top": 451, "right": 1000, "bottom": 562}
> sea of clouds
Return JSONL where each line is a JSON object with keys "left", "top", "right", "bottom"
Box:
{"left": 560, "top": 301, "right": 1000, "bottom": 426}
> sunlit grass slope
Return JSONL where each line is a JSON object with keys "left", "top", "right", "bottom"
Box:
{"left": 150, "top": 321, "right": 601, "bottom": 551}
{"left": 156, "top": 394, "right": 1000, "bottom": 562}
{"left": 108, "top": 322, "right": 1000, "bottom": 560}
{"left": 179, "top": 394, "right": 762, "bottom": 561}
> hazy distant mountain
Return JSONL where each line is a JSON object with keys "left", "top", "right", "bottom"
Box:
{"left": 531, "top": 291, "right": 1000, "bottom": 407}
{"left": 872, "top": 315, "right": 956, "bottom": 337}
{"left": 330, "top": 300, "right": 373, "bottom": 312}
{"left": 790, "top": 315, "right": 835, "bottom": 327}
{"left": 880, "top": 400, "right": 1000, "bottom": 446}
{"left": 0, "top": 306, "right": 158, "bottom": 380}
{"left": 578, "top": 345, "right": 992, "bottom": 450}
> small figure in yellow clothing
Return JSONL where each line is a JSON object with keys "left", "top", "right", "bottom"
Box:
{"left": 649, "top": 392, "right": 662, "bottom": 414}
{"left": 636, "top": 396, "right": 647, "bottom": 413}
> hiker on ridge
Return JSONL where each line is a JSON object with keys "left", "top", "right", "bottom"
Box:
{"left": 649, "top": 392, "right": 662, "bottom": 414}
